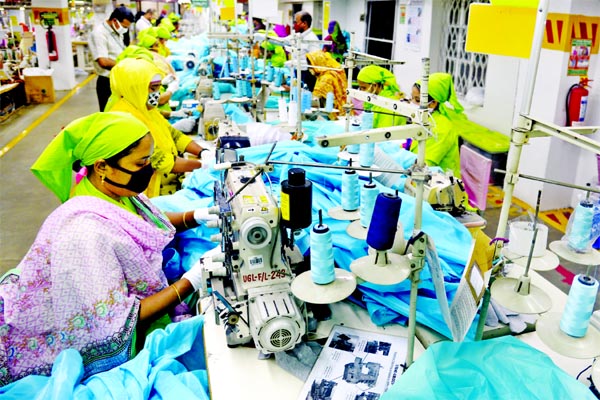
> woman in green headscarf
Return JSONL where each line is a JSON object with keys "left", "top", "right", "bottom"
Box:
{"left": 356, "top": 65, "right": 406, "bottom": 128}
{"left": 106, "top": 57, "right": 207, "bottom": 197}
{"left": 410, "top": 72, "right": 463, "bottom": 178}
{"left": 1, "top": 112, "right": 207, "bottom": 384}
{"left": 260, "top": 40, "right": 287, "bottom": 68}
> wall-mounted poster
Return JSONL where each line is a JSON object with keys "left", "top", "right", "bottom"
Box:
{"left": 568, "top": 38, "right": 591, "bottom": 76}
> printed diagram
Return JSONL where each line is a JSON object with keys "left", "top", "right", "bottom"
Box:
{"left": 300, "top": 326, "right": 407, "bottom": 400}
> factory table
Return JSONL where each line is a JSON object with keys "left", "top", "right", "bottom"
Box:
{"left": 202, "top": 266, "right": 596, "bottom": 399}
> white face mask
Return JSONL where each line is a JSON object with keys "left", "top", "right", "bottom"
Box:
{"left": 114, "top": 20, "right": 128, "bottom": 35}
{"left": 147, "top": 91, "right": 160, "bottom": 108}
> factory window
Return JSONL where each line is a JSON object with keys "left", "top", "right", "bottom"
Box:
{"left": 365, "top": 0, "right": 396, "bottom": 60}
{"left": 439, "top": 0, "right": 489, "bottom": 97}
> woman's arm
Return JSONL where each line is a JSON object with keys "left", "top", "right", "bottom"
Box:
{"left": 138, "top": 278, "right": 195, "bottom": 323}
{"left": 171, "top": 156, "right": 202, "bottom": 173}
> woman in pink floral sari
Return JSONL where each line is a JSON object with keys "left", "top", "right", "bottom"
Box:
{"left": 0, "top": 112, "right": 205, "bottom": 385}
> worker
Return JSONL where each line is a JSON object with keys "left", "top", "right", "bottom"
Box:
{"left": 135, "top": 8, "right": 154, "bottom": 36}
{"left": 322, "top": 20, "right": 348, "bottom": 63}
{"left": 410, "top": 72, "right": 462, "bottom": 178}
{"left": 356, "top": 65, "right": 406, "bottom": 128}
{"left": 105, "top": 58, "right": 207, "bottom": 197}
{"left": 0, "top": 112, "right": 207, "bottom": 385}
{"left": 291, "top": 11, "right": 320, "bottom": 91}
{"left": 260, "top": 40, "right": 287, "bottom": 68}
{"left": 306, "top": 50, "right": 347, "bottom": 118}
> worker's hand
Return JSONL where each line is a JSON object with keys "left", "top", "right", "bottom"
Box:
{"left": 172, "top": 117, "right": 196, "bottom": 133}
{"left": 182, "top": 262, "right": 204, "bottom": 291}
{"left": 169, "top": 109, "right": 188, "bottom": 119}
{"left": 200, "top": 149, "right": 215, "bottom": 170}
{"left": 166, "top": 79, "right": 180, "bottom": 95}
{"left": 193, "top": 208, "right": 218, "bottom": 224}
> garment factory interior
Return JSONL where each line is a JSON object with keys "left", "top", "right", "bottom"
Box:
{"left": 0, "top": 0, "right": 600, "bottom": 399}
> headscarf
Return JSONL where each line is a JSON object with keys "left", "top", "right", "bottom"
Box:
{"left": 31, "top": 112, "right": 149, "bottom": 203}
{"left": 416, "top": 72, "right": 464, "bottom": 120}
{"left": 357, "top": 65, "right": 402, "bottom": 98}
{"left": 106, "top": 58, "right": 188, "bottom": 197}
{"left": 357, "top": 65, "right": 405, "bottom": 128}
{"left": 306, "top": 51, "right": 347, "bottom": 113}
{"left": 324, "top": 20, "right": 347, "bottom": 62}
{"left": 261, "top": 39, "right": 287, "bottom": 68}
{"left": 115, "top": 45, "right": 154, "bottom": 63}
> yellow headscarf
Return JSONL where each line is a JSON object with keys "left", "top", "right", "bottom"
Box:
{"left": 306, "top": 51, "right": 347, "bottom": 112}
{"left": 106, "top": 58, "right": 178, "bottom": 198}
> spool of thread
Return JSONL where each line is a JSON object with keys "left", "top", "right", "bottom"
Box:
{"left": 236, "top": 79, "right": 244, "bottom": 97}
{"left": 291, "top": 87, "right": 298, "bottom": 103}
{"left": 266, "top": 64, "right": 274, "bottom": 82}
{"left": 560, "top": 274, "right": 599, "bottom": 337}
{"left": 212, "top": 82, "right": 221, "bottom": 100}
{"left": 221, "top": 62, "right": 230, "bottom": 78}
{"left": 302, "top": 88, "right": 312, "bottom": 113}
{"left": 325, "top": 92, "right": 334, "bottom": 112}
{"left": 278, "top": 97, "right": 288, "bottom": 122}
{"left": 281, "top": 168, "right": 313, "bottom": 230}
{"left": 288, "top": 101, "right": 298, "bottom": 126}
{"left": 240, "top": 55, "right": 248, "bottom": 70}
{"left": 346, "top": 122, "right": 361, "bottom": 154}
{"left": 230, "top": 56, "right": 238, "bottom": 73}
{"left": 359, "top": 182, "right": 378, "bottom": 228}
{"left": 359, "top": 143, "right": 375, "bottom": 168}
{"left": 245, "top": 79, "right": 252, "bottom": 98}
{"left": 508, "top": 221, "right": 548, "bottom": 257}
{"left": 361, "top": 111, "right": 374, "bottom": 130}
{"left": 310, "top": 221, "right": 335, "bottom": 285}
{"left": 567, "top": 201, "right": 594, "bottom": 252}
{"left": 366, "top": 193, "right": 402, "bottom": 251}
{"left": 341, "top": 169, "right": 360, "bottom": 211}
{"left": 274, "top": 69, "right": 283, "bottom": 87}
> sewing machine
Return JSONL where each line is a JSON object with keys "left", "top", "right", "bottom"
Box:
{"left": 198, "top": 155, "right": 307, "bottom": 353}
{"left": 404, "top": 171, "right": 467, "bottom": 216}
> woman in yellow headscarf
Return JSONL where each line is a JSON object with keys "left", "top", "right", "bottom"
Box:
{"left": 410, "top": 72, "right": 463, "bottom": 178}
{"left": 356, "top": 65, "right": 406, "bottom": 128}
{"left": 106, "top": 58, "right": 207, "bottom": 196}
{"left": 306, "top": 50, "right": 347, "bottom": 119}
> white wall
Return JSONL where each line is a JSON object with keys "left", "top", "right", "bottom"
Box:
{"left": 326, "top": 0, "right": 600, "bottom": 210}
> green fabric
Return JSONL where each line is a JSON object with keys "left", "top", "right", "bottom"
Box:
{"left": 457, "top": 121, "right": 510, "bottom": 153}
{"left": 357, "top": 65, "right": 402, "bottom": 97}
{"left": 31, "top": 112, "right": 150, "bottom": 203}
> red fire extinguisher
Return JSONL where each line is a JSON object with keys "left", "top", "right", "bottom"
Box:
{"left": 566, "top": 76, "right": 591, "bottom": 126}
{"left": 46, "top": 26, "right": 58, "bottom": 62}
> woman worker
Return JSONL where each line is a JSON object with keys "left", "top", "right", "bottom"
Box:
{"left": 356, "top": 65, "right": 406, "bottom": 128}
{"left": 306, "top": 50, "right": 347, "bottom": 119}
{"left": 410, "top": 72, "right": 462, "bottom": 178}
{"left": 0, "top": 112, "right": 206, "bottom": 385}
{"left": 322, "top": 20, "right": 348, "bottom": 63}
{"left": 260, "top": 40, "right": 287, "bottom": 68}
{"left": 106, "top": 57, "right": 207, "bottom": 197}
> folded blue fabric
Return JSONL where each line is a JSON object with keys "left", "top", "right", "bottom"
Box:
{"left": 0, "top": 317, "right": 209, "bottom": 400}
{"left": 381, "top": 336, "right": 595, "bottom": 400}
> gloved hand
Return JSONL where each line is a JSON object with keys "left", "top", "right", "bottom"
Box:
{"left": 172, "top": 117, "right": 196, "bottom": 133}
{"left": 200, "top": 149, "right": 215, "bottom": 169}
{"left": 182, "top": 261, "right": 204, "bottom": 291}
{"left": 166, "top": 79, "right": 180, "bottom": 95}
{"left": 193, "top": 207, "right": 218, "bottom": 224}
{"left": 170, "top": 109, "right": 189, "bottom": 119}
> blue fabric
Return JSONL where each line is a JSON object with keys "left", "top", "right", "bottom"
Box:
{"left": 154, "top": 139, "right": 474, "bottom": 339}
{"left": 381, "top": 336, "right": 595, "bottom": 400}
{"left": 0, "top": 317, "right": 209, "bottom": 400}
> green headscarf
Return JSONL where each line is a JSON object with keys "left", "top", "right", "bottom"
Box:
{"left": 416, "top": 72, "right": 464, "bottom": 120}
{"left": 31, "top": 112, "right": 150, "bottom": 202}
{"left": 357, "top": 65, "right": 402, "bottom": 98}
{"left": 260, "top": 40, "right": 286, "bottom": 68}
{"left": 116, "top": 45, "right": 155, "bottom": 63}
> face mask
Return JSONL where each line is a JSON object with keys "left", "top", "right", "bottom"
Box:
{"left": 147, "top": 91, "right": 160, "bottom": 108}
{"left": 105, "top": 163, "right": 154, "bottom": 193}
{"left": 114, "top": 20, "right": 128, "bottom": 35}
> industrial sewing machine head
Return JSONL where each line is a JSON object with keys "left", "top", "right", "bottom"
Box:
{"left": 404, "top": 171, "right": 467, "bottom": 216}
{"left": 198, "top": 150, "right": 309, "bottom": 354}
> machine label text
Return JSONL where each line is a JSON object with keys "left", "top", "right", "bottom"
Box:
{"left": 242, "top": 269, "right": 287, "bottom": 283}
